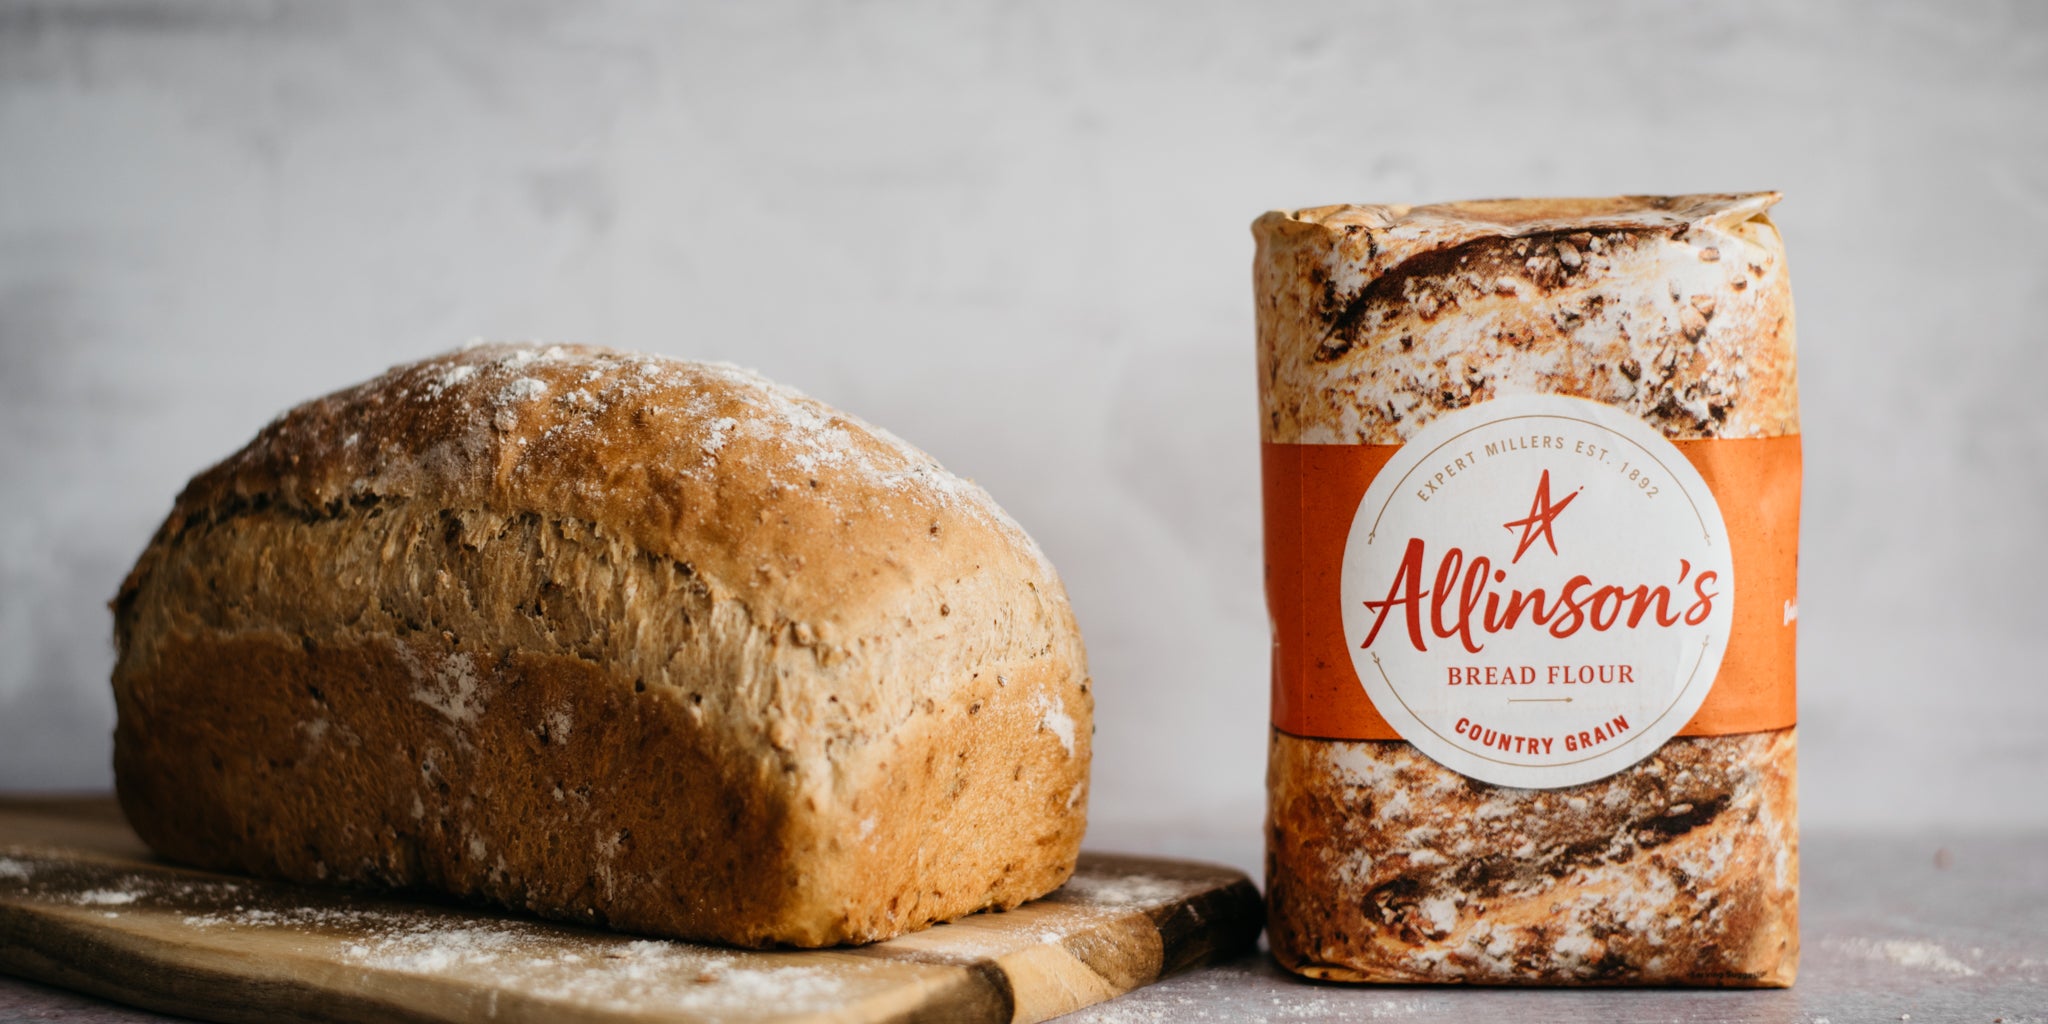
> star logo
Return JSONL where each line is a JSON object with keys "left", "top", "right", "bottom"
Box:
{"left": 1501, "top": 469, "right": 1581, "bottom": 564}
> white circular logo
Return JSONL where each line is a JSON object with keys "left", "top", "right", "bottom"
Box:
{"left": 1341, "top": 394, "right": 1734, "bottom": 789}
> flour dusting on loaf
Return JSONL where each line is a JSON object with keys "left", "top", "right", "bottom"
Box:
{"left": 111, "top": 343, "right": 1091, "bottom": 947}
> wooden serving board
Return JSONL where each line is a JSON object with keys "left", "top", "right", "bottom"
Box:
{"left": 0, "top": 798, "right": 1261, "bottom": 1024}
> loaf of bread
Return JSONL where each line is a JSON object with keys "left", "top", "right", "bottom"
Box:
{"left": 110, "top": 343, "right": 1092, "bottom": 948}
{"left": 1257, "top": 194, "right": 1799, "bottom": 984}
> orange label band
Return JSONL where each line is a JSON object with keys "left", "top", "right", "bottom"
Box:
{"left": 1265, "top": 436, "right": 1800, "bottom": 741}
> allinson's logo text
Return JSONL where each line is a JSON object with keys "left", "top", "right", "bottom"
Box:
{"left": 1358, "top": 468, "right": 1721, "bottom": 656}
{"left": 1338, "top": 394, "right": 1736, "bottom": 789}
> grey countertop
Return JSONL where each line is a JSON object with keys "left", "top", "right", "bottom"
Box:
{"left": 4, "top": 829, "right": 2043, "bottom": 1023}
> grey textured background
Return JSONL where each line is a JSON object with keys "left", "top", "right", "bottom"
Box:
{"left": 2, "top": 1, "right": 2044, "bottom": 844}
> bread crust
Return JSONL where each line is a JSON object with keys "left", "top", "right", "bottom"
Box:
{"left": 111, "top": 344, "right": 1091, "bottom": 947}
{"left": 1255, "top": 194, "right": 1798, "bottom": 985}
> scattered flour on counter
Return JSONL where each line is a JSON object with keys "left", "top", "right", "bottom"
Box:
{"left": 1056, "top": 872, "right": 1188, "bottom": 907}
{"left": 73, "top": 889, "right": 142, "bottom": 906}
{"left": 103, "top": 875, "right": 863, "bottom": 1017}
{"left": 340, "top": 928, "right": 853, "bottom": 1014}
{"left": 182, "top": 905, "right": 389, "bottom": 930}
{"left": 881, "top": 929, "right": 1006, "bottom": 960}
{"left": 669, "top": 965, "right": 846, "bottom": 1011}
{"left": 1832, "top": 938, "right": 1978, "bottom": 976}
{"left": 0, "top": 851, "right": 251, "bottom": 913}
{"left": 343, "top": 924, "right": 535, "bottom": 974}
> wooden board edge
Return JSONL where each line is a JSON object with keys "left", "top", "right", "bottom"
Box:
{"left": 0, "top": 799, "right": 1272, "bottom": 1024}
{"left": 835, "top": 866, "right": 1266, "bottom": 1024}
{"left": 0, "top": 895, "right": 1004, "bottom": 1024}
{"left": 0, "top": 908, "right": 447, "bottom": 1024}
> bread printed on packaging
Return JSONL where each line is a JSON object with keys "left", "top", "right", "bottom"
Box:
{"left": 1257, "top": 194, "right": 1800, "bottom": 985}
{"left": 111, "top": 343, "right": 1091, "bottom": 948}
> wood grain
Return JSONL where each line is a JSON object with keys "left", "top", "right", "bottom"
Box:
{"left": 0, "top": 798, "right": 1262, "bottom": 1024}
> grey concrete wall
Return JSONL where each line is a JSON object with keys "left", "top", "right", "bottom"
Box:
{"left": 2, "top": 0, "right": 2043, "bottom": 837}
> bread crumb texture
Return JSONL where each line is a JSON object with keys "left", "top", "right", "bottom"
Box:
{"left": 110, "top": 343, "right": 1092, "bottom": 947}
